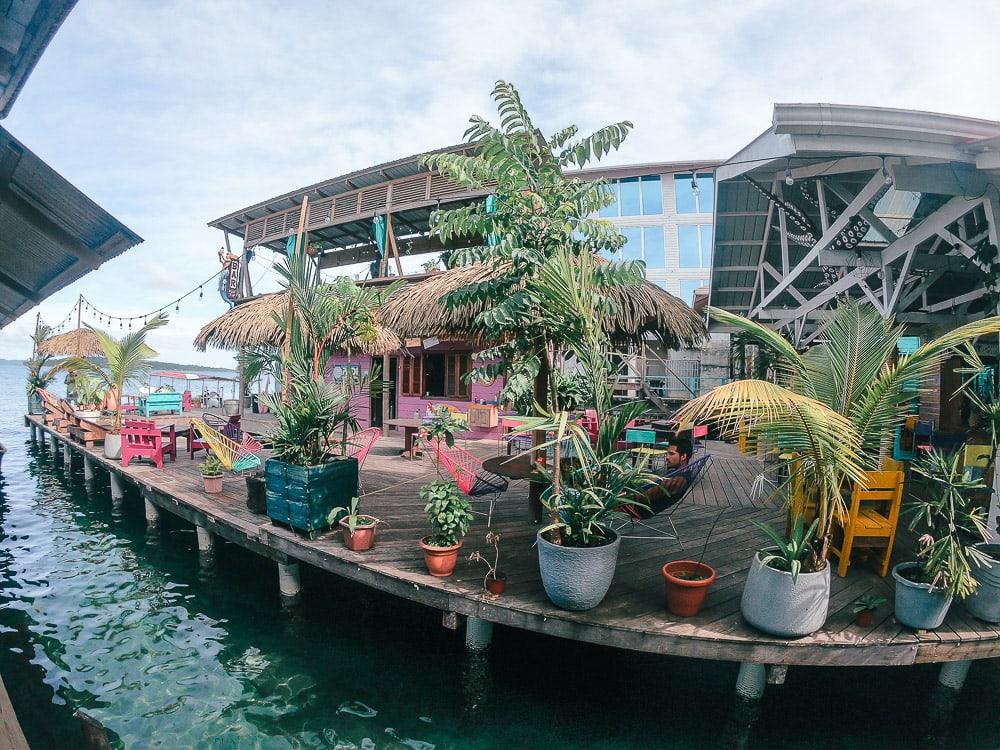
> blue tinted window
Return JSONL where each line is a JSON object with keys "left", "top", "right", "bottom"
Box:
{"left": 641, "top": 175, "right": 662, "bottom": 215}
{"left": 619, "top": 177, "right": 641, "bottom": 216}
{"left": 697, "top": 175, "right": 714, "bottom": 213}
{"left": 599, "top": 180, "right": 618, "bottom": 217}
{"left": 643, "top": 226, "right": 665, "bottom": 268}
{"left": 678, "top": 225, "right": 701, "bottom": 268}
{"left": 675, "top": 174, "right": 697, "bottom": 213}
{"left": 699, "top": 225, "right": 713, "bottom": 267}
{"left": 621, "top": 227, "right": 642, "bottom": 262}
{"left": 680, "top": 280, "right": 705, "bottom": 306}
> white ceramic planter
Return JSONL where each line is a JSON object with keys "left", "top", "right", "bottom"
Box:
{"left": 965, "top": 544, "right": 1000, "bottom": 623}
{"left": 104, "top": 433, "right": 122, "bottom": 460}
{"left": 741, "top": 549, "right": 830, "bottom": 637}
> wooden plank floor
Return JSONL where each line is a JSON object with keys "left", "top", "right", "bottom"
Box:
{"left": 0, "top": 674, "right": 29, "bottom": 750}
{"left": 28, "top": 415, "right": 1000, "bottom": 667}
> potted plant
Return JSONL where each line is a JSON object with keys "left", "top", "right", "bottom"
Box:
{"left": 740, "top": 516, "right": 831, "bottom": 637}
{"left": 662, "top": 510, "right": 723, "bottom": 617}
{"left": 199, "top": 454, "right": 225, "bottom": 494}
{"left": 852, "top": 595, "right": 887, "bottom": 627}
{"left": 329, "top": 496, "right": 381, "bottom": 552}
{"left": 245, "top": 469, "right": 267, "bottom": 514}
{"left": 420, "top": 480, "right": 473, "bottom": 577}
{"left": 893, "top": 450, "right": 990, "bottom": 630}
{"left": 470, "top": 531, "right": 506, "bottom": 595}
{"left": 25, "top": 321, "right": 55, "bottom": 414}
{"left": 58, "top": 315, "right": 167, "bottom": 460}
{"left": 73, "top": 375, "right": 105, "bottom": 418}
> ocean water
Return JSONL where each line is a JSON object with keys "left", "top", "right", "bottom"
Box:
{"left": 1, "top": 362, "right": 999, "bottom": 749}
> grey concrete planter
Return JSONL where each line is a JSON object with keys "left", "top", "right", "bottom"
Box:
{"left": 966, "top": 544, "right": 1000, "bottom": 623}
{"left": 892, "top": 562, "right": 952, "bottom": 630}
{"left": 537, "top": 529, "right": 620, "bottom": 611}
{"left": 741, "top": 549, "right": 830, "bottom": 637}
{"left": 103, "top": 433, "right": 122, "bottom": 460}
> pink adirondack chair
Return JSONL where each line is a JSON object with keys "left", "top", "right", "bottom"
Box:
{"left": 182, "top": 390, "right": 193, "bottom": 412}
{"left": 121, "top": 418, "right": 176, "bottom": 469}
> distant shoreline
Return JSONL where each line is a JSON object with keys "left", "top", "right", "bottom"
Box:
{"left": 0, "top": 358, "right": 237, "bottom": 375}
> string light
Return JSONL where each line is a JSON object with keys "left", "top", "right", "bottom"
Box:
{"left": 881, "top": 156, "right": 893, "bottom": 186}
{"left": 784, "top": 157, "right": 795, "bottom": 186}
{"left": 691, "top": 174, "right": 699, "bottom": 197}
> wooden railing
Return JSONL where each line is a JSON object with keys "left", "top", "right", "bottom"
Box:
{"left": 242, "top": 171, "right": 488, "bottom": 248}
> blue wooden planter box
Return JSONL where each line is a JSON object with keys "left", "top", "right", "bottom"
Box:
{"left": 264, "top": 457, "right": 359, "bottom": 536}
{"left": 140, "top": 392, "right": 183, "bottom": 416}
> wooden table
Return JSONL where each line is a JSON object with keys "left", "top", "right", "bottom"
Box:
{"left": 385, "top": 418, "right": 425, "bottom": 459}
{"left": 483, "top": 452, "right": 539, "bottom": 480}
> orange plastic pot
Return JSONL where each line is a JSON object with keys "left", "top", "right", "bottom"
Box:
{"left": 855, "top": 609, "right": 874, "bottom": 627}
{"left": 662, "top": 560, "right": 716, "bottom": 617}
{"left": 420, "top": 538, "right": 462, "bottom": 577}
{"left": 486, "top": 573, "right": 507, "bottom": 595}
{"left": 340, "top": 517, "right": 377, "bottom": 552}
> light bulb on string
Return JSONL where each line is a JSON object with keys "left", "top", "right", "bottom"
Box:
{"left": 691, "top": 174, "right": 699, "bottom": 198}
{"left": 199, "top": 286, "right": 203, "bottom": 299}
{"left": 881, "top": 156, "right": 893, "bottom": 186}
{"left": 784, "top": 157, "right": 794, "bottom": 186}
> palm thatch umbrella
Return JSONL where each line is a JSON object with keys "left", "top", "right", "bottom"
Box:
{"left": 193, "top": 291, "right": 403, "bottom": 356}
{"left": 379, "top": 263, "right": 707, "bottom": 349}
{"left": 37, "top": 328, "right": 103, "bottom": 357}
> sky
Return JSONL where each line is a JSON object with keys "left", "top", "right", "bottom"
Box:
{"left": 1, "top": 0, "right": 999, "bottom": 367}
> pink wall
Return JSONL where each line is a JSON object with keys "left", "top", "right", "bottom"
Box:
{"left": 327, "top": 353, "right": 506, "bottom": 437}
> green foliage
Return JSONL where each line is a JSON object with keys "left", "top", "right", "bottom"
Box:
{"left": 199, "top": 454, "right": 224, "bottom": 477}
{"left": 24, "top": 321, "right": 55, "bottom": 396}
{"left": 328, "top": 496, "right": 378, "bottom": 535}
{"left": 852, "top": 594, "right": 887, "bottom": 614}
{"left": 752, "top": 515, "right": 820, "bottom": 583}
{"left": 58, "top": 314, "right": 168, "bottom": 432}
{"left": 421, "top": 480, "right": 473, "bottom": 548}
{"left": 419, "top": 406, "right": 467, "bottom": 450}
{"left": 73, "top": 374, "right": 106, "bottom": 408}
{"left": 261, "top": 373, "right": 357, "bottom": 466}
{"left": 906, "top": 450, "right": 991, "bottom": 599}
{"left": 494, "top": 359, "right": 590, "bottom": 414}
{"left": 419, "top": 81, "right": 637, "bottom": 413}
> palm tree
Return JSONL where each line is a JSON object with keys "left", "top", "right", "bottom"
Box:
{"left": 675, "top": 301, "right": 1000, "bottom": 562}
{"left": 60, "top": 314, "right": 168, "bottom": 433}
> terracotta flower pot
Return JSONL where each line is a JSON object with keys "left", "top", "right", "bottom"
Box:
{"left": 662, "top": 560, "right": 716, "bottom": 617}
{"left": 486, "top": 573, "right": 507, "bottom": 595}
{"left": 340, "top": 516, "right": 377, "bottom": 552}
{"left": 420, "top": 537, "right": 462, "bottom": 577}
{"left": 855, "top": 610, "right": 874, "bottom": 627}
{"left": 203, "top": 474, "right": 224, "bottom": 494}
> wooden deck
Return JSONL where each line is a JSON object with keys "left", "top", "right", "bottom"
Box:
{"left": 26, "top": 414, "right": 1000, "bottom": 668}
{"left": 0, "top": 674, "right": 29, "bottom": 750}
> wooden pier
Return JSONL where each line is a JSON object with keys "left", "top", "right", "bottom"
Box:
{"left": 24, "top": 414, "right": 1000, "bottom": 670}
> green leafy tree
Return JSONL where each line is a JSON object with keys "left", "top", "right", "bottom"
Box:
{"left": 59, "top": 315, "right": 168, "bottom": 433}
{"left": 24, "top": 320, "right": 55, "bottom": 397}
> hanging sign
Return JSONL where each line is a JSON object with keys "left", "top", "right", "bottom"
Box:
{"left": 225, "top": 257, "right": 242, "bottom": 305}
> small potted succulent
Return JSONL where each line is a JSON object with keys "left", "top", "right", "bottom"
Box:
{"left": 328, "top": 496, "right": 381, "bottom": 552}
{"left": 419, "top": 480, "right": 473, "bottom": 577}
{"left": 852, "top": 595, "right": 887, "bottom": 627}
{"left": 469, "top": 531, "right": 506, "bottom": 595}
{"left": 199, "top": 454, "right": 225, "bottom": 494}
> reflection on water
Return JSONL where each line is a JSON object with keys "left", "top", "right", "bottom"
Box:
{"left": 1, "top": 363, "right": 1000, "bottom": 749}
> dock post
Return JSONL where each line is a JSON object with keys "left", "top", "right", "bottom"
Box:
{"left": 465, "top": 617, "right": 494, "bottom": 651}
{"left": 29, "top": 424, "right": 37, "bottom": 442}
{"left": 196, "top": 525, "right": 214, "bottom": 553}
{"left": 277, "top": 561, "right": 301, "bottom": 599}
{"left": 62, "top": 441, "right": 73, "bottom": 466}
{"left": 938, "top": 659, "right": 972, "bottom": 691}
{"left": 109, "top": 472, "right": 124, "bottom": 503}
{"left": 735, "top": 662, "right": 767, "bottom": 700}
{"left": 83, "top": 456, "right": 95, "bottom": 482}
{"left": 144, "top": 496, "right": 160, "bottom": 526}
{"left": 48, "top": 431, "right": 58, "bottom": 453}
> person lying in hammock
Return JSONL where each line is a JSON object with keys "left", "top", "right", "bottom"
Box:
{"left": 641, "top": 437, "right": 693, "bottom": 515}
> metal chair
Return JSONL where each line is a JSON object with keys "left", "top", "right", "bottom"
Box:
{"left": 614, "top": 455, "right": 711, "bottom": 542}
{"left": 190, "top": 417, "right": 261, "bottom": 475}
{"left": 428, "top": 438, "right": 508, "bottom": 525}
{"left": 626, "top": 427, "right": 669, "bottom": 471}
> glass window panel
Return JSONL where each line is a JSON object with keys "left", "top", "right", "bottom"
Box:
{"left": 678, "top": 225, "right": 701, "bottom": 268}
{"left": 699, "top": 225, "right": 713, "bottom": 267}
{"left": 621, "top": 227, "right": 642, "bottom": 262}
{"left": 642, "top": 226, "right": 665, "bottom": 268}
{"left": 674, "top": 174, "right": 697, "bottom": 213}
{"left": 619, "top": 176, "right": 641, "bottom": 216}
{"left": 599, "top": 180, "right": 619, "bottom": 217}
{"left": 680, "top": 280, "right": 705, "bottom": 306}
{"left": 696, "top": 175, "right": 714, "bottom": 213}
{"left": 641, "top": 175, "right": 662, "bottom": 215}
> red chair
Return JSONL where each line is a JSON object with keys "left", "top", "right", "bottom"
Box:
{"left": 182, "top": 390, "right": 193, "bottom": 412}
{"left": 345, "top": 427, "right": 381, "bottom": 470}
{"left": 427, "top": 438, "right": 508, "bottom": 524}
{"left": 121, "top": 419, "right": 176, "bottom": 469}
{"left": 692, "top": 424, "right": 709, "bottom": 452}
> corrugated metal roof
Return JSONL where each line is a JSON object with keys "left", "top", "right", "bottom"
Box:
{"left": 0, "top": 1, "right": 76, "bottom": 117}
{"left": 0, "top": 125, "right": 143, "bottom": 327}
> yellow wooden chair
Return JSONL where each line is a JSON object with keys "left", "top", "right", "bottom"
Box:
{"left": 782, "top": 453, "right": 817, "bottom": 536}
{"left": 829, "top": 470, "right": 904, "bottom": 578}
{"left": 880, "top": 456, "right": 906, "bottom": 473}
{"left": 962, "top": 444, "right": 992, "bottom": 481}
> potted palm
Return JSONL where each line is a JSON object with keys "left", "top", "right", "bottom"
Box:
{"left": 25, "top": 320, "right": 55, "bottom": 414}
{"left": 328, "top": 496, "right": 381, "bottom": 552}
{"left": 199, "top": 454, "right": 225, "bottom": 494}
{"left": 893, "top": 450, "right": 990, "bottom": 629}
{"left": 58, "top": 315, "right": 168, "bottom": 459}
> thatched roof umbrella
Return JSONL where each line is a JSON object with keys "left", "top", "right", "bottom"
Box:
{"left": 37, "top": 328, "right": 103, "bottom": 357}
{"left": 379, "top": 263, "right": 707, "bottom": 349}
{"left": 193, "top": 291, "right": 403, "bottom": 356}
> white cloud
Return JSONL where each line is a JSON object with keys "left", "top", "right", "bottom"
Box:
{"left": 2, "top": 0, "right": 998, "bottom": 365}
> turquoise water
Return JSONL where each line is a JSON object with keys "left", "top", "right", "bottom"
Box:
{"left": 2, "top": 363, "right": 1000, "bottom": 749}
